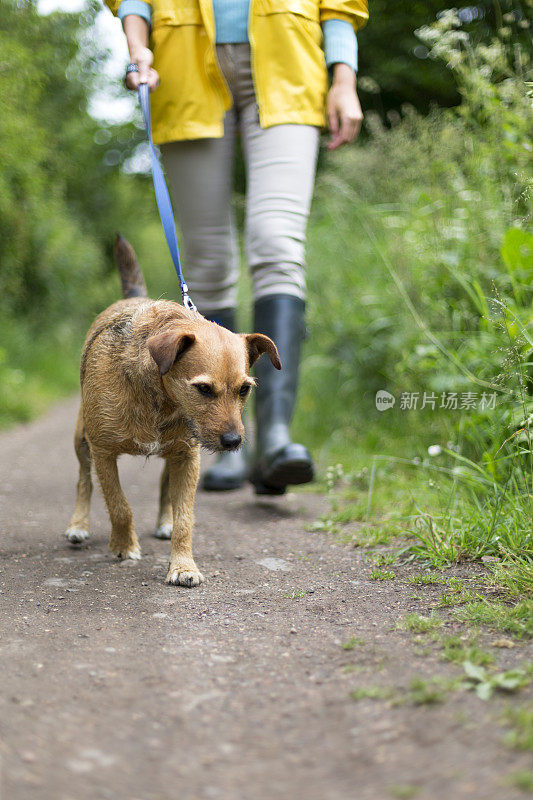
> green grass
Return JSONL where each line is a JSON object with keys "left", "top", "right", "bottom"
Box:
{"left": 435, "top": 590, "right": 475, "bottom": 608}
{"left": 439, "top": 635, "right": 493, "bottom": 667}
{"left": 307, "top": 502, "right": 366, "bottom": 535}
{"left": 492, "top": 555, "right": 533, "bottom": 599}
{"left": 402, "top": 678, "right": 449, "bottom": 706}
{"left": 372, "top": 553, "right": 397, "bottom": 566}
{"left": 406, "top": 573, "right": 448, "bottom": 586}
{"left": 296, "top": 18, "right": 532, "bottom": 628}
{"left": 369, "top": 569, "right": 396, "bottom": 581}
{"left": 350, "top": 686, "right": 393, "bottom": 701}
{"left": 0, "top": 321, "right": 83, "bottom": 428}
{"left": 401, "top": 613, "right": 443, "bottom": 634}
{"left": 351, "top": 677, "right": 453, "bottom": 706}
{"left": 454, "top": 600, "right": 533, "bottom": 640}
{"left": 0, "top": 218, "right": 172, "bottom": 429}
{"left": 342, "top": 636, "right": 365, "bottom": 651}
{"left": 404, "top": 491, "right": 533, "bottom": 570}
{"left": 389, "top": 785, "right": 420, "bottom": 800}
{"left": 503, "top": 708, "right": 533, "bottom": 751}
{"left": 507, "top": 771, "right": 533, "bottom": 794}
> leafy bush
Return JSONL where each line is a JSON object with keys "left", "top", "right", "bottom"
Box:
{"left": 300, "top": 9, "right": 532, "bottom": 466}
{"left": 0, "top": 0, "right": 172, "bottom": 426}
{"left": 297, "top": 9, "right": 532, "bottom": 592}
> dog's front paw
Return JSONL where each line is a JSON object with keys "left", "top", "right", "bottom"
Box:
{"left": 166, "top": 561, "right": 204, "bottom": 588}
{"left": 65, "top": 526, "right": 89, "bottom": 545}
{"left": 110, "top": 542, "right": 142, "bottom": 561}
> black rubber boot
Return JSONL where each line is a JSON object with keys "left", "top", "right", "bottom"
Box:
{"left": 201, "top": 308, "right": 247, "bottom": 492}
{"left": 250, "top": 294, "right": 314, "bottom": 495}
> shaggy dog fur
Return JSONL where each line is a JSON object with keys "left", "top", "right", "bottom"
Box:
{"left": 65, "top": 235, "right": 280, "bottom": 586}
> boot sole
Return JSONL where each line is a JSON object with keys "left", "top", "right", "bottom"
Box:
{"left": 201, "top": 475, "right": 245, "bottom": 492}
{"left": 251, "top": 456, "right": 314, "bottom": 494}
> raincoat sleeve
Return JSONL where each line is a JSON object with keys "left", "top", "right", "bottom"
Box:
{"left": 319, "top": 0, "right": 368, "bottom": 31}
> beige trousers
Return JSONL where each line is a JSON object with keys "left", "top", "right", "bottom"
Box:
{"left": 160, "top": 43, "right": 320, "bottom": 314}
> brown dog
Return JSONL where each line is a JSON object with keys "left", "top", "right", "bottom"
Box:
{"left": 65, "top": 235, "right": 280, "bottom": 587}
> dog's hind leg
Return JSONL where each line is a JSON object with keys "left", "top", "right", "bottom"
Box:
{"left": 65, "top": 406, "right": 93, "bottom": 545}
{"left": 92, "top": 451, "right": 141, "bottom": 560}
{"left": 154, "top": 460, "right": 173, "bottom": 539}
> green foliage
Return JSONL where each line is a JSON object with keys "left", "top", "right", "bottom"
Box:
{"left": 406, "top": 491, "right": 533, "bottom": 568}
{"left": 303, "top": 24, "right": 532, "bottom": 457}
{"left": 507, "top": 770, "right": 533, "bottom": 793}
{"left": 388, "top": 786, "right": 420, "bottom": 800}
{"left": 492, "top": 554, "right": 533, "bottom": 598}
{"left": 2, "top": 1, "right": 126, "bottom": 316}
{"left": 350, "top": 685, "right": 392, "bottom": 701}
{"left": 403, "top": 677, "right": 448, "bottom": 705}
{"left": 342, "top": 635, "right": 365, "bottom": 650}
{"left": 504, "top": 707, "right": 533, "bottom": 751}
{"left": 298, "top": 10, "right": 532, "bottom": 605}
{"left": 358, "top": 0, "right": 531, "bottom": 113}
{"left": 369, "top": 568, "right": 396, "bottom": 581}
{"left": 461, "top": 660, "right": 531, "bottom": 700}
{"left": 454, "top": 599, "right": 532, "bottom": 639}
{"left": 0, "top": 0, "right": 173, "bottom": 426}
{"left": 401, "top": 612, "right": 442, "bottom": 633}
{"left": 406, "top": 573, "right": 448, "bottom": 586}
{"left": 440, "top": 634, "right": 494, "bottom": 666}
{"left": 372, "top": 552, "right": 396, "bottom": 566}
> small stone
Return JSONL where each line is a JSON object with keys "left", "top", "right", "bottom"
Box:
{"left": 256, "top": 557, "right": 291, "bottom": 572}
{"left": 492, "top": 638, "right": 515, "bottom": 648}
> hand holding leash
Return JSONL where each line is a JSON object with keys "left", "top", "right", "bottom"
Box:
{"left": 124, "top": 48, "right": 159, "bottom": 92}
{"left": 122, "top": 15, "right": 159, "bottom": 92}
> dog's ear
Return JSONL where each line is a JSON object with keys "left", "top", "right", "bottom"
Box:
{"left": 244, "top": 334, "right": 282, "bottom": 370}
{"left": 147, "top": 330, "right": 196, "bottom": 375}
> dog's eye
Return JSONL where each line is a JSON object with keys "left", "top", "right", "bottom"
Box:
{"left": 239, "top": 384, "right": 251, "bottom": 397}
{"left": 195, "top": 383, "right": 214, "bottom": 397}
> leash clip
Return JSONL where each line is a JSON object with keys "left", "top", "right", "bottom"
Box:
{"left": 181, "top": 284, "right": 197, "bottom": 312}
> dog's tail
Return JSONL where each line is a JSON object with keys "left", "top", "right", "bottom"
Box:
{"left": 114, "top": 233, "right": 147, "bottom": 299}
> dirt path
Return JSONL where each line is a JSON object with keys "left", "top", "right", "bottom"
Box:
{"left": 0, "top": 398, "right": 530, "bottom": 800}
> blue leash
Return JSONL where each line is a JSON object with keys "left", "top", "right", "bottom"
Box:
{"left": 138, "top": 83, "right": 197, "bottom": 312}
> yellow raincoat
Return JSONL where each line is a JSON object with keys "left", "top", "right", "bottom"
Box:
{"left": 105, "top": 0, "right": 369, "bottom": 144}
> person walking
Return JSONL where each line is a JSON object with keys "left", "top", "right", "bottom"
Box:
{"left": 106, "top": 0, "right": 368, "bottom": 498}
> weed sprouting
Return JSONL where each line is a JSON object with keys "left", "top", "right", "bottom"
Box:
{"left": 401, "top": 613, "right": 443, "bottom": 634}
{"left": 342, "top": 636, "right": 365, "bottom": 651}
{"left": 369, "top": 569, "right": 396, "bottom": 581}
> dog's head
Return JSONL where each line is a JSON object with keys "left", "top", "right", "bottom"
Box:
{"left": 147, "top": 319, "right": 280, "bottom": 452}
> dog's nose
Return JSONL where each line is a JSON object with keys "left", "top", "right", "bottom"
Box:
{"left": 220, "top": 431, "right": 242, "bottom": 450}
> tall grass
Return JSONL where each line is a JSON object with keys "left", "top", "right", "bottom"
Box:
{"left": 296, "top": 10, "right": 532, "bottom": 596}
